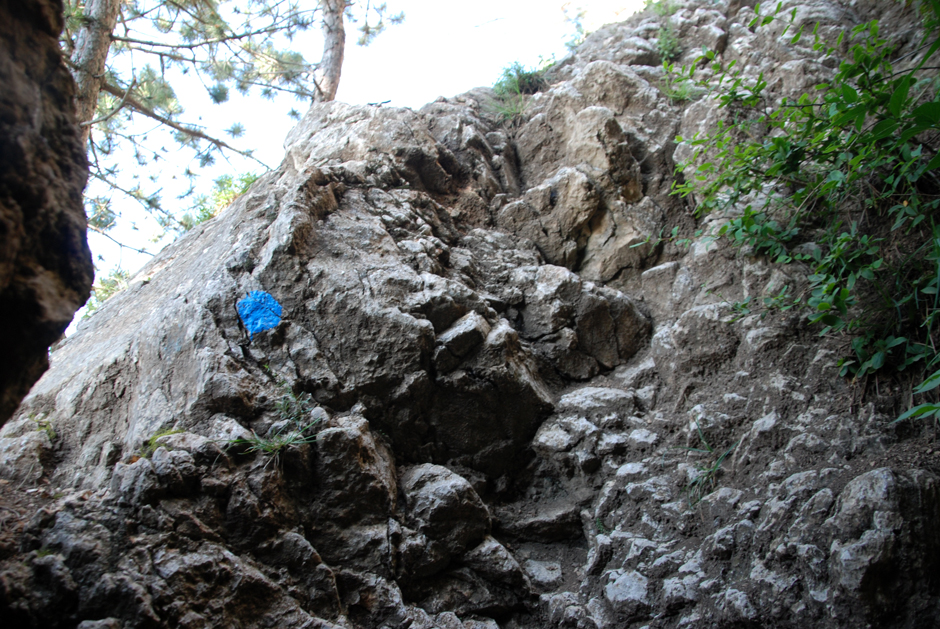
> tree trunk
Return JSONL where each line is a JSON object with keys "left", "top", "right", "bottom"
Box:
{"left": 70, "top": 0, "right": 122, "bottom": 146}
{"left": 313, "top": 0, "right": 346, "bottom": 102}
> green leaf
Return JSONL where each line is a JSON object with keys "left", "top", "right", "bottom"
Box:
{"left": 889, "top": 78, "right": 911, "bottom": 118}
{"left": 869, "top": 119, "right": 898, "bottom": 140}
{"left": 825, "top": 170, "right": 845, "bottom": 184}
{"left": 885, "top": 336, "right": 907, "bottom": 349}
{"left": 900, "top": 125, "right": 931, "bottom": 143}
{"left": 833, "top": 104, "right": 866, "bottom": 127}
{"left": 894, "top": 403, "right": 940, "bottom": 423}
{"left": 912, "top": 101, "right": 940, "bottom": 126}
{"left": 841, "top": 84, "right": 858, "bottom": 103}
{"left": 914, "top": 369, "right": 940, "bottom": 394}
{"left": 926, "top": 152, "right": 940, "bottom": 172}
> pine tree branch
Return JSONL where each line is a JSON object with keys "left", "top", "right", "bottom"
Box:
{"left": 81, "top": 79, "right": 136, "bottom": 127}
{"left": 98, "top": 82, "right": 268, "bottom": 168}
{"left": 89, "top": 170, "right": 177, "bottom": 225}
{"left": 88, "top": 224, "right": 155, "bottom": 256}
{"left": 109, "top": 21, "right": 301, "bottom": 50}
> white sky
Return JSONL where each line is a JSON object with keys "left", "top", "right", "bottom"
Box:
{"left": 84, "top": 0, "right": 646, "bottom": 285}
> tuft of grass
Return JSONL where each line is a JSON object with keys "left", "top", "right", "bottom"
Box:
{"left": 229, "top": 422, "right": 319, "bottom": 457}
{"left": 139, "top": 428, "right": 184, "bottom": 459}
{"left": 660, "top": 76, "right": 702, "bottom": 102}
{"left": 227, "top": 377, "right": 322, "bottom": 464}
{"left": 494, "top": 62, "right": 547, "bottom": 97}
{"left": 274, "top": 383, "right": 314, "bottom": 426}
{"left": 683, "top": 422, "right": 738, "bottom": 506}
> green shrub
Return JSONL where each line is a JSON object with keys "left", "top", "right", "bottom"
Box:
{"left": 660, "top": 62, "right": 704, "bottom": 101}
{"left": 489, "top": 62, "right": 549, "bottom": 123}
{"left": 657, "top": 20, "right": 682, "bottom": 61}
{"left": 646, "top": 0, "right": 679, "bottom": 17}
{"left": 673, "top": 2, "right": 940, "bottom": 422}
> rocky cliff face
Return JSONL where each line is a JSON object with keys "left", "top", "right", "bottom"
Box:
{"left": 1, "top": 1, "right": 938, "bottom": 628}
{"left": 0, "top": 0, "right": 93, "bottom": 426}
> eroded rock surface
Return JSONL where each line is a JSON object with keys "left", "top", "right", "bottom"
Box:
{"left": 2, "top": 1, "right": 939, "bottom": 627}
{"left": 0, "top": 0, "right": 93, "bottom": 425}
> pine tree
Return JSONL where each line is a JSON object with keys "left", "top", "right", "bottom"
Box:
{"left": 62, "top": 0, "right": 402, "bottom": 243}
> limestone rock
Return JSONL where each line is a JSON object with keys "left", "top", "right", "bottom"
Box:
{"left": 2, "top": 1, "right": 939, "bottom": 628}
{"left": 400, "top": 464, "right": 490, "bottom": 557}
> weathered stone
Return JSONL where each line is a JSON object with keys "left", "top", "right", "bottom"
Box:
{"left": 0, "top": 430, "right": 51, "bottom": 482}
{"left": 522, "top": 560, "right": 563, "bottom": 589}
{"left": 400, "top": 464, "right": 490, "bottom": 557}
{"left": 0, "top": 0, "right": 92, "bottom": 426}
{"left": 461, "top": 536, "right": 528, "bottom": 589}
{"left": 603, "top": 569, "right": 649, "bottom": 618}
{"left": 315, "top": 415, "right": 397, "bottom": 525}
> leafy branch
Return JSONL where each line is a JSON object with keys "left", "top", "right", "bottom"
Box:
{"left": 672, "top": 1, "right": 940, "bottom": 422}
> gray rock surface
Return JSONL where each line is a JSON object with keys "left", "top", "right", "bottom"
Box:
{"left": 0, "top": 0, "right": 92, "bottom": 425}
{"left": 1, "top": 1, "right": 939, "bottom": 627}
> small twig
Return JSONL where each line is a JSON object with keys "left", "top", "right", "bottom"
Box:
{"left": 82, "top": 78, "right": 137, "bottom": 127}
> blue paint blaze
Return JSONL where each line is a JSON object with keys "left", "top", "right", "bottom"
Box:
{"left": 237, "top": 291, "right": 283, "bottom": 339}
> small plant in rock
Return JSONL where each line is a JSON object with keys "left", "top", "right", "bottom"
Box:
{"left": 660, "top": 62, "right": 704, "bottom": 102}
{"left": 646, "top": 0, "right": 679, "bottom": 17}
{"left": 274, "top": 382, "right": 315, "bottom": 426}
{"left": 494, "top": 62, "right": 547, "bottom": 97}
{"left": 228, "top": 377, "right": 322, "bottom": 463}
{"left": 30, "top": 413, "right": 55, "bottom": 441}
{"left": 139, "top": 428, "right": 183, "bottom": 459}
{"left": 683, "top": 423, "right": 738, "bottom": 506}
{"left": 227, "top": 417, "right": 321, "bottom": 467}
{"left": 229, "top": 423, "right": 320, "bottom": 458}
{"left": 489, "top": 62, "right": 549, "bottom": 123}
{"left": 657, "top": 20, "right": 682, "bottom": 62}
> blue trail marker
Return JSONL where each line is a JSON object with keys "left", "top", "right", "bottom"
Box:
{"left": 237, "top": 291, "right": 283, "bottom": 339}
